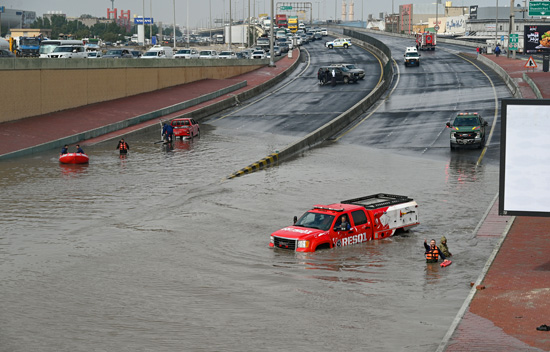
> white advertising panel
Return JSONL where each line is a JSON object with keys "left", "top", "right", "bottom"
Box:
{"left": 500, "top": 100, "right": 550, "bottom": 216}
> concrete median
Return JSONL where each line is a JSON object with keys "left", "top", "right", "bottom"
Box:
{"left": 227, "top": 31, "right": 394, "bottom": 179}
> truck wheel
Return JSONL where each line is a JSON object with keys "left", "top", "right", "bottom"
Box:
{"left": 328, "top": 44, "right": 333, "bottom": 49}
{"left": 450, "top": 142, "right": 455, "bottom": 150}
{"left": 344, "top": 44, "right": 348, "bottom": 48}
{"left": 343, "top": 76, "right": 349, "bottom": 84}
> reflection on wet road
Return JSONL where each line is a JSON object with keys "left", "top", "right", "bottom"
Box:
{"left": 0, "top": 35, "right": 509, "bottom": 352}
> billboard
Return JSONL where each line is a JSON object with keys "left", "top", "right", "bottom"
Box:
{"left": 524, "top": 25, "right": 550, "bottom": 54}
{"left": 469, "top": 5, "right": 478, "bottom": 19}
{"left": 499, "top": 100, "right": 550, "bottom": 217}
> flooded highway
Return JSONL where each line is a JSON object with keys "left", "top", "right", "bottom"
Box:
{"left": 1, "top": 35, "right": 509, "bottom": 351}
{"left": 1, "top": 126, "right": 501, "bottom": 352}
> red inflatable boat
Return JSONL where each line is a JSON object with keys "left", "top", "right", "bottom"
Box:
{"left": 59, "top": 153, "right": 89, "bottom": 164}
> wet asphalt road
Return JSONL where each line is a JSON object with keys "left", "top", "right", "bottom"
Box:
{"left": 0, "top": 33, "right": 512, "bottom": 352}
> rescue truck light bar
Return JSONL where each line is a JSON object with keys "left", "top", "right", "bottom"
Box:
{"left": 341, "top": 193, "right": 413, "bottom": 209}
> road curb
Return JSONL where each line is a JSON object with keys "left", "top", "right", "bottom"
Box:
{"left": 436, "top": 194, "right": 516, "bottom": 352}
{"left": 522, "top": 73, "right": 543, "bottom": 99}
{"left": 475, "top": 54, "right": 522, "bottom": 98}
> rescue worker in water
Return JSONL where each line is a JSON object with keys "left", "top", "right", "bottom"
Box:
{"left": 424, "top": 238, "right": 446, "bottom": 263}
{"left": 117, "top": 139, "right": 130, "bottom": 155}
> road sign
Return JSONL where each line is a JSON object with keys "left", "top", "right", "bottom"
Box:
{"left": 134, "top": 17, "right": 154, "bottom": 24}
{"left": 525, "top": 56, "right": 538, "bottom": 68}
{"left": 509, "top": 33, "right": 519, "bottom": 51}
{"left": 434, "top": 25, "right": 440, "bottom": 31}
{"left": 529, "top": 1, "right": 550, "bottom": 16}
{"left": 280, "top": 6, "right": 292, "bottom": 10}
{"left": 0, "top": 6, "right": 5, "bottom": 13}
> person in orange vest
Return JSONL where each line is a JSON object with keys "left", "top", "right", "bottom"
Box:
{"left": 424, "top": 238, "right": 446, "bottom": 263}
{"left": 117, "top": 138, "right": 130, "bottom": 155}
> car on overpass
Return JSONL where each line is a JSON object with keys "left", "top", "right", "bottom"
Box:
{"left": 174, "top": 48, "right": 199, "bottom": 59}
{"left": 199, "top": 50, "right": 219, "bottom": 59}
{"left": 102, "top": 49, "right": 133, "bottom": 58}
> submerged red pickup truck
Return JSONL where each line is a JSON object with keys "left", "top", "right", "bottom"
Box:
{"left": 270, "top": 194, "right": 419, "bottom": 252}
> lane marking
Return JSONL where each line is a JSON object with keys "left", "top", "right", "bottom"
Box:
{"left": 212, "top": 48, "right": 312, "bottom": 122}
{"left": 446, "top": 50, "right": 499, "bottom": 167}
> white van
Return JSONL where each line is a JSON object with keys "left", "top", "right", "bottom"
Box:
{"left": 404, "top": 46, "right": 420, "bottom": 66}
{"left": 141, "top": 45, "right": 174, "bottom": 59}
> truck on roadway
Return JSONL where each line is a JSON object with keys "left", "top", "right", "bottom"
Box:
{"left": 415, "top": 31, "right": 436, "bottom": 51}
{"left": 275, "top": 14, "right": 287, "bottom": 28}
{"left": 17, "top": 36, "right": 41, "bottom": 57}
{"left": 270, "top": 193, "right": 419, "bottom": 252}
{"left": 288, "top": 16, "right": 298, "bottom": 33}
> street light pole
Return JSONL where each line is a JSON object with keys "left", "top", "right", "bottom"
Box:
{"left": 173, "top": 0, "right": 176, "bottom": 49}
{"left": 507, "top": 0, "right": 514, "bottom": 58}
{"left": 495, "top": 0, "right": 498, "bottom": 49}
{"left": 269, "top": 0, "right": 275, "bottom": 66}
{"left": 229, "top": 0, "right": 232, "bottom": 50}
{"left": 392, "top": 0, "right": 394, "bottom": 33}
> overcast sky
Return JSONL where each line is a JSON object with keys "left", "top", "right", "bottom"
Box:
{"left": 3, "top": 0, "right": 519, "bottom": 28}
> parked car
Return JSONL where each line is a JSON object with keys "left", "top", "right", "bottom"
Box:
{"left": 330, "top": 63, "right": 365, "bottom": 80}
{"left": 171, "top": 118, "right": 200, "bottom": 139}
{"left": 251, "top": 50, "right": 266, "bottom": 59}
{"left": 199, "top": 50, "right": 219, "bottom": 59}
{"left": 174, "top": 48, "right": 199, "bottom": 59}
{"left": 47, "top": 45, "right": 87, "bottom": 58}
{"left": 102, "top": 49, "right": 133, "bottom": 58}
{"left": 218, "top": 51, "right": 237, "bottom": 59}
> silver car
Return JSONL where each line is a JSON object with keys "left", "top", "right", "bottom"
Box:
{"left": 199, "top": 50, "right": 218, "bottom": 59}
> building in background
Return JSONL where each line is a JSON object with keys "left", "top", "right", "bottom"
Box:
{"left": 1, "top": 9, "right": 36, "bottom": 29}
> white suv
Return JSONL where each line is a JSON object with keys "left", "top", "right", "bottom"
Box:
{"left": 47, "top": 45, "right": 87, "bottom": 58}
{"left": 325, "top": 38, "right": 351, "bottom": 49}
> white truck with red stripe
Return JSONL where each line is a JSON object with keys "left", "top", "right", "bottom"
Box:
{"left": 270, "top": 194, "right": 419, "bottom": 252}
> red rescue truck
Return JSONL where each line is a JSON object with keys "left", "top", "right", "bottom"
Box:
{"left": 415, "top": 32, "right": 436, "bottom": 51}
{"left": 270, "top": 194, "right": 419, "bottom": 252}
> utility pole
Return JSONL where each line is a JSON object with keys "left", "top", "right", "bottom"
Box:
{"left": 269, "top": 0, "right": 275, "bottom": 67}
{"left": 173, "top": 0, "right": 176, "bottom": 49}
{"left": 507, "top": 0, "right": 514, "bottom": 59}
{"left": 495, "top": 0, "right": 498, "bottom": 50}
{"left": 229, "top": 0, "right": 232, "bottom": 50}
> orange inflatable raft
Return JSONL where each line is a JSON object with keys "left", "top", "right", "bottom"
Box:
{"left": 59, "top": 153, "right": 89, "bottom": 164}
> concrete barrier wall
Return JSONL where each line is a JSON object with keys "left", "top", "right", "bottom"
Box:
{"left": 0, "top": 58, "right": 267, "bottom": 123}
{"left": 228, "top": 32, "right": 394, "bottom": 179}
{"left": 475, "top": 54, "right": 522, "bottom": 98}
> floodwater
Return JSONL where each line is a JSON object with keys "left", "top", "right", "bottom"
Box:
{"left": 0, "top": 124, "right": 501, "bottom": 352}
